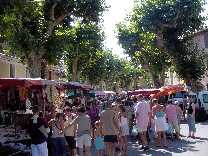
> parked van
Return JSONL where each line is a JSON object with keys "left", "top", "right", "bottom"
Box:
{"left": 169, "top": 91, "right": 188, "bottom": 103}
{"left": 189, "top": 91, "right": 208, "bottom": 112}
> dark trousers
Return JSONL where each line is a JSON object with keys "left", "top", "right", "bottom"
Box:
{"left": 51, "top": 137, "right": 66, "bottom": 156}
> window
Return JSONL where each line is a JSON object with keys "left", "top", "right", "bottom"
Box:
{"left": 202, "top": 94, "right": 208, "bottom": 103}
{"left": 10, "top": 64, "right": 15, "bottom": 78}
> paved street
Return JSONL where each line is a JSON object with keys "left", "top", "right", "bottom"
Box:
{"left": 127, "top": 122, "right": 208, "bottom": 156}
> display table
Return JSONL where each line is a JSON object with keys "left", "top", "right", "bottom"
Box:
{"left": 0, "top": 125, "right": 31, "bottom": 156}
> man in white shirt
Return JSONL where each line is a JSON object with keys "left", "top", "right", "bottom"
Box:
{"left": 134, "top": 95, "right": 151, "bottom": 151}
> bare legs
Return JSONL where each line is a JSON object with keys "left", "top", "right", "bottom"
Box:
{"left": 156, "top": 131, "right": 167, "bottom": 147}
{"left": 120, "top": 136, "right": 128, "bottom": 155}
{"left": 68, "top": 149, "right": 76, "bottom": 156}
{"left": 79, "top": 148, "right": 84, "bottom": 156}
{"left": 156, "top": 132, "right": 161, "bottom": 147}
{"left": 96, "top": 150, "right": 104, "bottom": 156}
{"left": 139, "top": 132, "right": 148, "bottom": 147}
{"left": 162, "top": 131, "right": 167, "bottom": 146}
{"left": 78, "top": 147, "right": 91, "bottom": 156}
{"left": 85, "top": 147, "right": 91, "bottom": 156}
{"left": 105, "top": 142, "right": 115, "bottom": 156}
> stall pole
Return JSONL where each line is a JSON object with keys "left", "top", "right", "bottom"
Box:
{"left": 43, "top": 88, "right": 46, "bottom": 118}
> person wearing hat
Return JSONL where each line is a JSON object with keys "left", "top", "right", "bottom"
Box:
{"left": 100, "top": 102, "right": 120, "bottom": 156}
{"left": 165, "top": 100, "right": 183, "bottom": 139}
{"left": 134, "top": 94, "right": 151, "bottom": 151}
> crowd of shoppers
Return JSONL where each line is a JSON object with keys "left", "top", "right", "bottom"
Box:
{"left": 28, "top": 94, "right": 197, "bottom": 156}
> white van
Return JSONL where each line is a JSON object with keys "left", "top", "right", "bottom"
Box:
{"left": 189, "top": 91, "right": 208, "bottom": 112}
{"left": 170, "top": 91, "right": 188, "bottom": 103}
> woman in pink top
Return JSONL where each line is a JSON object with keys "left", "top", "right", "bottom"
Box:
{"left": 165, "top": 101, "right": 182, "bottom": 139}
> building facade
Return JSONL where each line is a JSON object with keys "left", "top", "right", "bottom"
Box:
{"left": 0, "top": 52, "right": 65, "bottom": 102}
{"left": 193, "top": 29, "right": 208, "bottom": 88}
{"left": 0, "top": 53, "right": 29, "bottom": 78}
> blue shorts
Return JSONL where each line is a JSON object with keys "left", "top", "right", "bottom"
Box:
{"left": 95, "top": 136, "right": 105, "bottom": 150}
{"left": 187, "top": 115, "right": 196, "bottom": 132}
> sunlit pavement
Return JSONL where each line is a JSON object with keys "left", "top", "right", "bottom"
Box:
{"left": 127, "top": 122, "right": 208, "bottom": 156}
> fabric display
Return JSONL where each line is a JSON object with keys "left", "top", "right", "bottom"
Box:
{"left": 19, "top": 87, "right": 28, "bottom": 102}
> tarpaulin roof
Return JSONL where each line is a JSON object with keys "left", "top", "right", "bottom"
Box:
{"left": 127, "top": 89, "right": 160, "bottom": 96}
{"left": 0, "top": 78, "right": 57, "bottom": 89}
{"left": 56, "top": 81, "right": 93, "bottom": 90}
{"left": 150, "top": 84, "right": 185, "bottom": 98}
{"left": 94, "top": 91, "right": 116, "bottom": 96}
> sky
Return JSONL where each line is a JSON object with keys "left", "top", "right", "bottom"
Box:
{"left": 103, "top": 0, "right": 134, "bottom": 57}
{"left": 103, "top": 0, "right": 208, "bottom": 58}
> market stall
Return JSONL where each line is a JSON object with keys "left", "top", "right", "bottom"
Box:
{"left": 0, "top": 78, "right": 59, "bottom": 155}
{"left": 56, "top": 81, "right": 93, "bottom": 106}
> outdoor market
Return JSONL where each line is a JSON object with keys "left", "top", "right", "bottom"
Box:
{"left": 1, "top": 0, "right": 208, "bottom": 156}
{"left": 1, "top": 78, "right": 207, "bottom": 156}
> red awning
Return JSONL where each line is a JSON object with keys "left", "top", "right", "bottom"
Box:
{"left": 150, "top": 84, "right": 185, "bottom": 99}
{"left": 0, "top": 78, "right": 57, "bottom": 89}
{"left": 128, "top": 89, "right": 160, "bottom": 97}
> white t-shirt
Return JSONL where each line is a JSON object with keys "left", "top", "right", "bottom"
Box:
{"left": 134, "top": 100, "right": 150, "bottom": 127}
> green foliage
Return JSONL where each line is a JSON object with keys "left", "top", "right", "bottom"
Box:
{"left": 138, "top": 0, "right": 206, "bottom": 82}
{"left": 0, "top": 0, "right": 106, "bottom": 77}
{"left": 140, "top": 0, "right": 204, "bottom": 35}
{"left": 117, "top": 18, "right": 170, "bottom": 88}
{"left": 63, "top": 21, "right": 104, "bottom": 81}
{"left": 44, "top": 0, "right": 106, "bottom": 23}
{"left": 118, "top": 0, "right": 206, "bottom": 87}
{"left": 80, "top": 50, "right": 143, "bottom": 90}
{"left": 173, "top": 39, "right": 205, "bottom": 82}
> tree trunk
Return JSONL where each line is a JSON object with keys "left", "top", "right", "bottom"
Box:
{"left": 41, "top": 60, "right": 47, "bottom": 79}
{"left": 151, "top": 73, "right": 163, "bottom": 88}
{"left": 27, "top": 53, "right": 43, "bottom": 78}
{"left": 159, "top": 69, "right": 166, "bottom": 86}
{"left": 133, "top": 78, "right": 138, "bottom": 90}
{"left": 141, "top": 62, "right": 163, "bottom": 88}
{"left": 72, "top": 56, "right": 79, "bottom": 81}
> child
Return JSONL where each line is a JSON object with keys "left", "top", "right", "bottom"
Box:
{"left": 94, "top": 120, "right": 105, "bottom": 156}
{"left": 118, "top": 105, "right": 129, "bottom": 156}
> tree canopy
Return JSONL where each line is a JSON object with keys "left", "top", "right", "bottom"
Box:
{"left": 0, "top": 0, "right": 207, "bottom": 90}
{"left": 0, "top": 0, "right": 106, "bottom": 78}
{"left": 139, "top": 0, "right": 206, "bottom": 82}
{"left": 117, "top": 18, "right": 170, "bottom": 88}
{"left": 64, "top": 21, "right": 104, "bottom": 81}
{"left": 81, "top": 50, "right": 144, "bottom": 90}
{"left": 117, "top": 0, "right": 206, "bottom": 87}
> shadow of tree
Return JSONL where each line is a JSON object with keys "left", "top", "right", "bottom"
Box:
{"left": 198, "top": 122, "right": 208, "bottom": 125}
{"left": 128, "top": 136, "right": 207, "bottom": 156}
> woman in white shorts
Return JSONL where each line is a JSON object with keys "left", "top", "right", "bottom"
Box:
{"left": 152, "top": 104, "right": 167, "bottom": 147}
{"left": 118, "top": 105, "right": 129, "bottom": 155}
